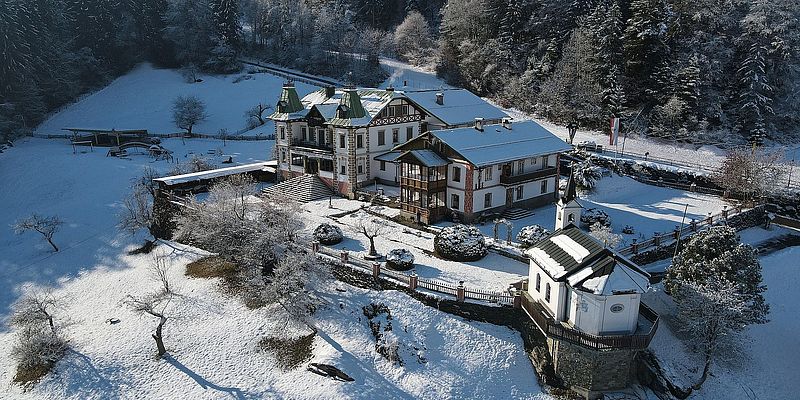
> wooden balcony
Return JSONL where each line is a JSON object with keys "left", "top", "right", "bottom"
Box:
{"left": 521, "top": 291, "right": 659, "bottom": 351}
{"left": 400, "top": 177, "right": 447, "bottom": 191}
{"left": 291, "top": 139, "right": 333, "bottom": 153}
{"left": 500, "top": 167, "right": 557, "bottom": 185}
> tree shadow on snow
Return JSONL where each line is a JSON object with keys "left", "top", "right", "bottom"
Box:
{"left": 56, "top": 349, "right": 120, "bottom": 399}
{"left": 164, "top": 355, "right": 258, "bottom": 400}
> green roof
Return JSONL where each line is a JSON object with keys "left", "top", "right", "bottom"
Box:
{"left": 277, "top": 84, "right": 303, "bottom": 113}
{"left": 338, "top": 89, "right": 367, "bottom": 119}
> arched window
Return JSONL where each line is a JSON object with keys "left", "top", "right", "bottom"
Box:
{"left": 545, "top": 283, "right": 551, "bottom": 302}
{"left": 535, "top": 273, "right": 541, "bottom": 292}
{"left": 568, "top": 213, "right": 575, "bottom": 223}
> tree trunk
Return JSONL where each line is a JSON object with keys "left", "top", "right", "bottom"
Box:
{"left": 693, "top": 354, "right": 712, "bottom": 390}
{"left": 368, "top": 236, "right": 377, "bottom": 256}
{"left": 46, "top": 237, "right": 59, "bottom": 252}
{"left": 47, "top": 315, "right": 55, "bottom": 333}
{"left": 153, "top": 315, "right": 167, "bottom": 357}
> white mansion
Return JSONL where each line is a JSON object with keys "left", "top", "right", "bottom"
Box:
{"left": 269, "top": 82, "right": 570, "bottom": 223}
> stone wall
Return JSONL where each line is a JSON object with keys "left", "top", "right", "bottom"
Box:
{"left": 548, "top": 337, "right": 636, "bottom": 399}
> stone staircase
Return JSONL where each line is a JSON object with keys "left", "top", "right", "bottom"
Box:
{"left": 501, "top": 208, "right": 535, "bottom": 220}
{"left": 262, "top": 174, "right": 335, "bottom": 203}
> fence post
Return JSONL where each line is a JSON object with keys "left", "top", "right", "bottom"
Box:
{"left": 722, "top": 206, "right": 728, "bottom": 220}
{"left": 653, "top": 234, "right": 661, "bottom": 247}
{"left": 631, "top": 238, "right": 638, "bottom": 254}
{"left": 409, "top": 273, "right": 418, "bottom": 290}
{"left": 372, "top": 262, "right": 380, "bottom": 280}
{"left": 512, "top": 289, "right": 522, "bottom": 309}
{"left": 340, "top": 251, "right": 348, "bottom": 264}
{"left": 312, "top": 241, "right": 320, "bottom": 254}
{"left": 690, "top": 219, "right": 697, "bottom": 232}
{"left": 706, "top": 213, "right": 713, "bottom": 225}
{"left": 457, "top": 281, "right": 465, "bottom": 302}
{"left": 673, "top": 227, "right": 680, "bottom": 240}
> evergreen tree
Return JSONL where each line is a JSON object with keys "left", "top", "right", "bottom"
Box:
{"left": 207, "top": 0, "right": 242, "bottom": 73}
{"left": 0, "top": 0, "right": 32, "bottom": 92}
{"left": 664, "top": 226, "right": 769, "bottom": 324}
{"left": 736, "top": 42, "right": 773, "bottom": 140}
{"left": 623, "top": 0, "right": 669, "bottom": 104}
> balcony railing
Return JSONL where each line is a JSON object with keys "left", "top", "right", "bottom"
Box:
{"left": 291, "top": 139, "right": 332, "bottom": 152}
{"left": 500, "top": 167, "right": 557, "bottom": 185}
{"left": 521, "top": 291, "right": 659, "bottom": 351}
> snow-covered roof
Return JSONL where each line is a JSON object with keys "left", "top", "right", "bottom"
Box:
{"left": 400, "top": 149, "right": 449, "bottom": 167}
{"left": 299, "top": 88, "right": 401, "bottom": 127}
{"left": 431, "top": 120, "right": 572, "bottom": 167}
{"left": 374, "top": 151, "right": 404, "bottom": 163}
{"left": 154, "top": 162, "right": 272, "bottom": 186}
{"left": 526, "top": 225, "right": 650, "bottom": 295}
{"left": 403, "top": 89, "right": 509, "bottom": 126}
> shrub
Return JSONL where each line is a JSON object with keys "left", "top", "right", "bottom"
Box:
{"left": 10, "top": 326, "right": 66, "bottom": 384}
{"left": 581, "top": 208, "right": 611, "bottom": 227}
{"left": 385, "top": 249, "right": 415, "bottom": 270}
{"left": 259, "top": 333, "right": 315, "bottom": 371}
{"left": 516, "top": 225, "right": 551, "bottom": 247}
{"left": 434, "top": 225, "right": 487, "bottom": 261}
{"left": 313, "top": 223, "right": 344, "bottom": 245}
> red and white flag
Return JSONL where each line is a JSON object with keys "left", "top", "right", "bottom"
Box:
{"left": 609, "top": 117, "right": 620, "bottom": 146}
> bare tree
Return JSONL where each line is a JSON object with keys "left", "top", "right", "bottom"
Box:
{"left": 267, "top": 250, "right": 327, "bottom": 329}
{"left": 244, "top": 103, "right": 271, "bottom": 128}
{"left": 120, "top": 183, "right": 157, "bottom": 240}
{"left": 9, "top": 288, "right": 67, "bottom": 383}
{"left": 150, "top": 254, "right": 173, "bottom": 296}
{"left": 356, "top": 216, "right": 387, "bottom": 258}
{"left": 676, "top": 277, "right": 755, "bottom": 389}
{"left": 126, "top": 293, "right": 171, "bottom": 357}
{"left": 14, "top": 214, "right": 63, "bottom": 252}
{"left": 10, "top": 290, "right": 59, "bottom": 334}
{"left": 172, "top": 95, "right": 207, "bottom": 137}
{"left": 715, "top": 148, "right": 785, "bottom": 202}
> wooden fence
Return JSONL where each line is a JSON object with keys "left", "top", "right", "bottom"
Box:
{"left": 315, "top": 244, "right": 515, "bottom": 307}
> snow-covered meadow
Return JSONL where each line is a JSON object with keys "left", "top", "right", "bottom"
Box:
{"left": 35, "top": 63, "right": 317, "bottom": 138}
{"left": 644, "top": 226, "right": 800, "bottom": 400}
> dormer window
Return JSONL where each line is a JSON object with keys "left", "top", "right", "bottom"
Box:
{"left": 277, "top": 100, "right": 287, "bottom": 113}
{"left": 338, "top": 105, "right": 349, "bottom": 119}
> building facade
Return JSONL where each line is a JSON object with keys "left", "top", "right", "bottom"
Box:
{"left": 269, "top": 83, "right": 509, "bottom": 197}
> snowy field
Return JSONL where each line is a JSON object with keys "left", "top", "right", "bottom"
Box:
{"left": 35, "top": 63, "right": 317, "bottom": 137}
{"left": 0, "top": 241, "right": 548, "bottom": 399}
{"left": 644, "top": 238, "right": 800, "bottom": 400}
{"left": 0, "top": 137, "right": 270, "bottom": 314}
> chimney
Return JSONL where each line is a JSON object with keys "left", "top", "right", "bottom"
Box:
{"left": 325, "top": 85, "right": 335, "bottom": 98}
{"left": 403, "top": 80, "right": 408, "bottom": 87}
{"left": 435, "top": 92, "right": 444, "bottom": 105}
{"left": 502, "top": 117, "right": 513, "bottom": 130}
{"left": 474, "top": 117, "right": 484, "bottom": 132}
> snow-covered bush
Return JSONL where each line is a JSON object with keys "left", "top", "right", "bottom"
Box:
{"left": 313, "top": 223, "right": 343, "bottom": 245}
{"left": 589, "top": 222, "right": 622, "bottom": 248}
{"left": 516, "top": 225, "right": 551, "bottom": 247}
{"left": 573, "top": 159, "right": 603, "bottom": 190}
{"left": 10, "top": 326, "right": 66, "bottom": 383}
{"left": 434, "top": 225, "right": 488, "bottom": 261}
{"left": 622, "top": 225, "right": 635, "bottom": 235}
{"left": 385, "top": 249, "right": 415, "bottom": 271}
{"left": 580, "top": 208, "right": 611, "bottom": 227}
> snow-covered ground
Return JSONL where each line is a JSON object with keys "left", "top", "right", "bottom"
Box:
{"left": 35, "top": 63, "right": 317, "bottom": 137}
{"left": 0, "top": 137, "right": 270, "bottom": 315}
{"left": 0, "top": 242, "right": 548, "bottom": 399}
{"left": 437, "top": 174, "right": 730, "bottom": 249}
{"left": 297, "top": 204, "right": 529, "bottom": 292}
{"left": 643, "top": 228, "right": 800, "bottom": 400}
{"left": 379, "top": 58, "right": 452, "bottom": 91}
